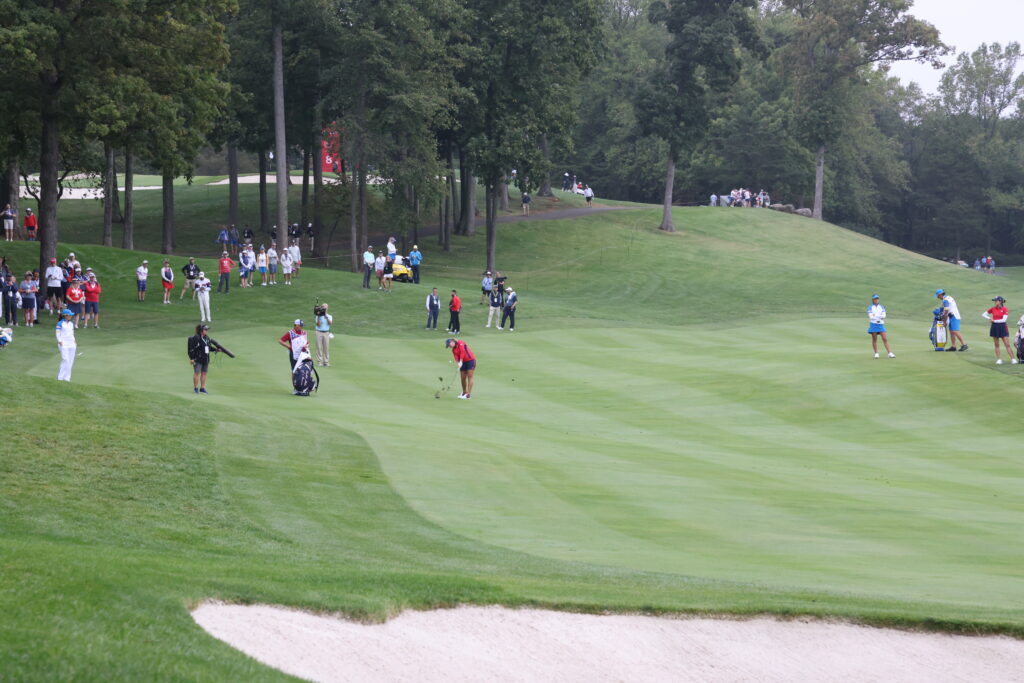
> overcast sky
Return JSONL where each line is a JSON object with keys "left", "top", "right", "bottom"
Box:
{"left": 884, "top": 0, "right": 1024, "bottom": 93}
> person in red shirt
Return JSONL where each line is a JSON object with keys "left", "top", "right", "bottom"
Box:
{"left": 278, "top": 319, "right": 309, "bottom": 371}
{"left": 64, "top": 278, "right": 86, "bottom": 328}
{"left": 983, "top": 296, "right": 1016, "bottom": 365}
{"left": 446, "top": 337, "right": 476, "bottom": 399}
{"left": 447, "top": 289, "right": 461, "bottom": 334}
{"left": 24, "top": 208, "right": 37, "bottom": 241}
{"left": 83, "top": 273, "right": 101, "bottom": 328}
{"left": 217, "top": 251, "right": 235, "bottom": 294}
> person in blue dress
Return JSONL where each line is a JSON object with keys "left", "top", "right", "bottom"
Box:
{"left": 867, "top": 294, "right": 894, "bottom": 358}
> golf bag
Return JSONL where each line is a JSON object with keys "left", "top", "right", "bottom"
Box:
{"left": 929, "top": 308, "right": 948, "bottom": 351}
{"left": 292, "top": 352, "right": 319, "bottom": 396}
{"left": 1015, "top": 315, "right": 1024, "bottom": 363}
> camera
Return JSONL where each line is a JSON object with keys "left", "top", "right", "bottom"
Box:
{"left": 314, "top": 303, "right": 326, "bottom": 317}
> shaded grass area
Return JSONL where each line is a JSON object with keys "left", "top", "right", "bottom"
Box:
{"left": 41, "top": 178, "right": 600, "bottom": 260}
{"left": 3, "top": 206, "right": 1024, "bottom": 678}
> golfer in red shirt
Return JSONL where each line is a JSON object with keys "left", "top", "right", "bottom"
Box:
{"left": 983, "top": 296, "right": 1016, "bottom": 365}
{"left": 447, "top": 289, "right": 461, "bottom": 334}
{"left": 446, "top": 337, "right": 475, "bottom": 399}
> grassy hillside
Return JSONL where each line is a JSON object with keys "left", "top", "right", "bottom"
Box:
{"left": 3, "top": 206, "right": 1023, "bottom": 679}
{"left": 42, "top": 177, "right": 597, "bottom": 258}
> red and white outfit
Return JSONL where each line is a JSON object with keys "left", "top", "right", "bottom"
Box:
{"left": 280, "top": 327, "right": 308, "bottom": 368}
{"left": 161, "top": 267, "right": 175, "bottom": 290}
{"left": 450, "top": 339, "right": 475, "bottom": 365}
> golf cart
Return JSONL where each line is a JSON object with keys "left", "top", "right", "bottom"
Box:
{"left": 392, "top": 256, "right": 414, "bottom": 282}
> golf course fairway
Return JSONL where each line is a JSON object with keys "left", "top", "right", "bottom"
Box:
{"left": 3, "top": 205, "right": 1024, "bottom": 679}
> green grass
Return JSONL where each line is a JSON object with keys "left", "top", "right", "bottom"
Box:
{"left": 38, "top": 175, "right": 599, "bottom": 259}
{"left": 3, "top": 206, "right": 1024, "bottom": 679}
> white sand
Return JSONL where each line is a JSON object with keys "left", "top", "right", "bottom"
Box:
{"left": 191, "top": 603, "right": 1024, "bottom": 682}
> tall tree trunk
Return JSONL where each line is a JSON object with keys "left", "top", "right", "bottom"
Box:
{"left": 443, "top": 142, "right": 456, "bottom": 249}
{"left": 358, "top": 158, "right": 368, "bottom": 251}
{"left": 312, "top": 133, "right": 327, "bottom": 259}
{"left": 227, "top": 143, "right": 239, "bottom": 227}
{"left": 300, "top": 144, "right": 310, "bottom": 229}
{"left": 465, "top": 172, "right": 476, "bottom": 236}
{"left": 485, "top": 182, "right": 498, "bottom": 272}
{"left": 659, "top": 153, "right": 676, "bottom": 233}
{"left": 457, "top": 146, "right": 470, "bottom": 235}
{"left": 38, "top": 99, "right": 60, "bottom": 270}
{"left": 538, "top": 134, "right": 553, "bottom": 196}
{"left": 438, "top": 194, "right": 445, "bottom": 248}
{"left": 122, "top": 149, "right": 135, "bottom": 250}
{"left": 6, "top": 160, "right": 20, "bottom": 239}
{"left": 258, "top": 150, "right": 269, "bottom": 233}
{"left": 411, "top": 187, "right": 420, "bottom": 246}
{"left": 161, "top": 172, "right": 174, "bottom": 254}
{"left": 349, "top": 141, "right": 359, "bottom": 272}
{"left": 273, "top": 22, "right": 290, "bottom": 249}
{"left": 498, "top": 177, "right": 509, "bottom": 212}
{"left": 102, "top": 144, "right": 115, "bottom": 247}
{"left": 812, "top": 144, "right": 825, "bottom": 220}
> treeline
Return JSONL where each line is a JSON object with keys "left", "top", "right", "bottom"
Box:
{"left": 0, "top": 0, "right": 600, "bottom": 272}
{"left": 2, "top": 0, "right": 1022, "bottom": 270}
{"left": 572, "top": 1, "right": 1024, "bottom": 260}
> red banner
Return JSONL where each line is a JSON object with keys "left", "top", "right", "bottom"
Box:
{"left": 321, "top": 125, "right": 342, "bottom": 174}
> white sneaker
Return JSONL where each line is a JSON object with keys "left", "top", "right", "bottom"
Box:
{"left": 997, "top": 359, "right": 1003, "bottom": 365}
{"left": 887, "top": 353, "right": 895, "bottom": 358}
{"left": 497, "top": 326, "right": 503, "bottom": 330}
{"left": 262, "top": 283, "right": 267, "bottom": 287}
{"left": 1013, "top": 359, "right": 1019, "bottom": 364}
{"left": 457, "top": 393, "right": 467, "bottom": 399}
{"left": 485, "top": 324, "right": 490, "bottom": 328}
{"left": 874, "top": 353, "right": 879, "bottom": 359}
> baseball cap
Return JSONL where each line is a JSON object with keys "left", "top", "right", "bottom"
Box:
{"left": 505, "top": 287, "right": 512, "bottom": 292}
{"left": 294, "top": 319, "right": 304, "bottom": 326}
{"left": 143, "top": 259, "right": 149, "bottom": 264}
{"left": 50, "top": 257, "right": 57, "bottom": 263}
{"left": 935, "top": 289, "right": 945, "bottom": 296}
{"left": 200, "top": 324, "right": 210, "bottom": 330}
{"left": 871, "top": 294, "right": 879, "bottom": 299}
{"left": 68, "top": 252, "right": 75, "bottom": 257}
{"left": 444, "top": 338, "right": 454, "bottom": 347}
{"left": 198, "top": 271, "right": 205, "bottom": 278}
{"left": 993, "top": 296, "right": 1005, "bottom": 302}
{"left": 61, "top": 308, "right": 73, "bottom": 316}
{"left": 189, "top": 256, "right": 195, "bottom": 260}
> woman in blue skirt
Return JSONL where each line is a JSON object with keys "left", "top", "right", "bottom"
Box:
{"left": 867, "top": 294, "right": 895, "bottom": 358}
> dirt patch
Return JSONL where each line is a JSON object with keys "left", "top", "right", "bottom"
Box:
{"left": 192, "top": 603, "right": 1024, "bottom": 682}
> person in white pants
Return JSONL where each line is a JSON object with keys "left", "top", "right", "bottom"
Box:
{"left": 56, "top": 308, "right": 76, "bottom": 381}
{"left": 195, "top": 272, "right": 212, "bottom": 322}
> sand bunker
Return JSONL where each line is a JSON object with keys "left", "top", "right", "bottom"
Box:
{"left": 191, "top": 603, "right": 1024, "bottom": 682}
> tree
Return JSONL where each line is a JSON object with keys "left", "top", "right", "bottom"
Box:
{"left": 0, "top": 1, "right": 233, "bottom": 265}
{"left": 640, "top": 0, "right": 763, "bottom": 232}
{"left": 460, "top": 0, "right": 602, "bottom": 271}
{"left": 778, "top": 0, "right": 945, "bottom": 220}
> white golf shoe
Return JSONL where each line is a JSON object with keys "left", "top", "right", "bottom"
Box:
{"left": 873, "top": 353, "right": 879, "bottom": 359}
{"left": 997, "top": 359, "right": 1003, "bottom": 365}
{"left": 887, "top": 352, "right": 895, "bottom": 358}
